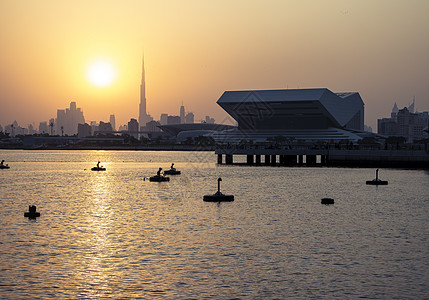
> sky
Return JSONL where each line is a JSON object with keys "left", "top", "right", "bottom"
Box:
{"left": 1, "top": 0, "right": 428, "bottom": 130}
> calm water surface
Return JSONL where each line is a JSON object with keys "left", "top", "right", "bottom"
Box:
{"left": 0, "top": 150, "right": 428, "bottom": 299}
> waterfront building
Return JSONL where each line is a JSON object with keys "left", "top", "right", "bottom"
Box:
{"left": 378, "top": 101, "right": 429, "bottom": 142}
{"left": 56, "top": 102, "right": 85, "bottom": 136}
{"left": 212, "top": 88, "right": 366, "bottom": 143}
{"left": 77, "top": 123, "right": 92, "bottom": 138}
{"left": 128, "top": 118, "right": 139, "bottom": 138}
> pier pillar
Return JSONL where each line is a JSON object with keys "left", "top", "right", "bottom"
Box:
{"left": 226, "top": 154, "right": 233, "bottom": 165}
{"left": 321, "top": 155, "right": 327, "bottom": 165}
{"left": 307, "top": 155, "right": 317, "bottom": 166}
{"left": 279, "top": 155, "right": 285, "bottom": 165}
{"left": 298, "top": 155, "right": 304, "bottom": 166}
{"left": 218, "top": 154, "right": 222, "bottom": 164}
{"left": 285, "top": 155, "right": 297, "bottom": 166}
{"left": 271, "top": 155, "right": 277, "bottom": 165}
{"left": 247, "top": 155, "right": 254, "bottom": 165}
{"left": 255, "top": 155, "right": 261, "bottom": 165}
{"left": 265, "top": 155, "right": 271, "bottom": 165}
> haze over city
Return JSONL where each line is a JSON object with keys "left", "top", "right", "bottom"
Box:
{"left": 1, "top": 0, "right": 428, "bottom": 130}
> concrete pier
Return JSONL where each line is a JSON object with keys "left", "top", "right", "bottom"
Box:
{"left": 271, "top": 155, "right": 277, "bottom": 165}
{"left": 306, "top": 155, "right": 317, "bottom": 166}
{"left": 214, "top": 148, "right": 429, "bottom": 168}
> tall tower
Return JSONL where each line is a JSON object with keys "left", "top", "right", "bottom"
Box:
{"left": 139, "top": 54, "right": 147, "bottom": 128}
{"left": 180, "top": 103, "right": 185, "bottom": 124}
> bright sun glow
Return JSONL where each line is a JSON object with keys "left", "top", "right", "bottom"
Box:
{"left": 87, "top": 60, "right": 116, "bottom": 87}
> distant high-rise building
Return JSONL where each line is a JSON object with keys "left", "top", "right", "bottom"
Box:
{"left": 180, "top": 105, "right": 185, "bottom": 124}
{"left": 109, "top": 114, "right": 116, "bottom": 131}
{"left": 98, "top": 121, "right": 113, "bottom": 133}
{"left": 160, "top": 114, "right": 168, "bottom": 125}
{"left": 185, "top": 112, "right": 194, "bottom": 124}
{"left": 56, "top": 102, "right": 85, "bottom": 136}
{"left": 139, "top": 54, "right": 152, "bottom": 128}
{"left": 146, "top": 120, "right": 161, "bottom": 132}
{"left": 167, "top": 116, "right": 181, "bottom": 125}
{"left": 128, "top": 118, "right": 139, "bottom": 138}
{"left": 28, "top": 124, "right": 36, "bottom": 134}
{"left": 78, "top": 123, "right": 92, "bottom": 138}
{"left": 205, "top": 116, "right": 215, "bottom": 124}
{"left": 38, "top": 122, "right": 48, "bottom": 134}
{"left": 378, "top": 100, "right": 429, "bottom": 142}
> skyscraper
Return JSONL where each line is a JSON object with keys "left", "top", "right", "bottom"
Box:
{"left": 109, "top": 114, "right": 116, "bottom": 131}
{"left": 139, "top": 54, "right": 152, "bottom": 129}
{"left": 180, "top": 104, "right": 185, "bottom": 124}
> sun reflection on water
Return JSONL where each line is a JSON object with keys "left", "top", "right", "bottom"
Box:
{"left": 81, "top": 170, "right": 115, "bottom": 296}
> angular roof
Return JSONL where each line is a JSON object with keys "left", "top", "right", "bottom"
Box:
{"left": 217, "top": 88, "right": 364, "bottom": 128}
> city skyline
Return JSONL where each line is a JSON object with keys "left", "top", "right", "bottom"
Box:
{"left": 1, "top": 1, "right": 429, "bottom": 130}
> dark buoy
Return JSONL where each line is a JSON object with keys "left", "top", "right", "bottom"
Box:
{"left": 24, "top": 205, "right": 40, "bottom": 218}
{"left": 321, "top": 198, "right": 334, "bottom": 205}
{"left": 366, "top": 169, "right": 388, "bottom": 185}
{"left": 203, "top": 178, "right": 234, "bottom": 202}
{"left": 149, "top": 167, "right": 170, "bottom": 182}
{"left": 91, "top": 161, "right": 106, "bottom": 171}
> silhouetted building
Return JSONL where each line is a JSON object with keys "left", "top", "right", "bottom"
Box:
{"left": 128, "top": 118, "right": 139, "bottom": 138}
{"left": 109, "top": 114, "right": 116, "bottom": 131}
{"left": 146, "top": 120, "right": 161, "bottom": 132}
{"left": 160, "top": 114, "right": 168, "bottom": 125}
{"left": 185, "top": 112, "right": 194, "bottom": 124}
{"left": 56, "top": 102, "right": 85, "bottom": 136}
{"left": 212, "top": 88, "right": 366, "bottom": 143}
{"left": 38, "top": 122, "right": 48, "bottom": 134}
{"left": 180, "top": 105, "right": 185, "bottom": 124}
{"left": 98, "top": 121, "right": 113, "bottom": 133}
{"left": 167, "top": 116, "right": 181, "bottom": 125}
{"left": 5, "top": 121, "right": 27, "bottom": 136}
{"left": 139, "top": 54, "right": 153, "bottom": 127}
{"left": 205, "top": 116, "right": 215, "bottom": 124}
{"left": 78, "top": 123, "right": 92, "bottom": 138}
{"left": 28, "top": 124, "right": 36, "bottom": 135}
{"left": 378, "top": 101, "right": 429, "bottom": 142}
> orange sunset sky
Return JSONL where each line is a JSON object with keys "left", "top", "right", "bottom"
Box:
{"left": 1, "top": 0, "right": 428, "bottom": 130}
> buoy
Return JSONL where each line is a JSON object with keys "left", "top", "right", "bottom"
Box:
{"left": 203, "top": 178, "right": 234, "bottom": 202}
{"left": 321, "top": 198, "right": 334, "bottom": 205}
{"left": 24, "top": 205, "right": 40, "bottom": 218}
{"left": 366, "top": 169, "right": 388, "bottom": 185}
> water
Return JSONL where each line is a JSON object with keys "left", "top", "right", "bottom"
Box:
{"left": 0, "top": 150, "right": 428, "bottom": 299}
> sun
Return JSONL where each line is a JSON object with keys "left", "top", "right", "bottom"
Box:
{"left": 87, "top": 60, "right": 116, "bottom": 87}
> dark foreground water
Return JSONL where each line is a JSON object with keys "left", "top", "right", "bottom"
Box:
{"left": 0, "top": 150, "right": 428, "bottom": 299}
